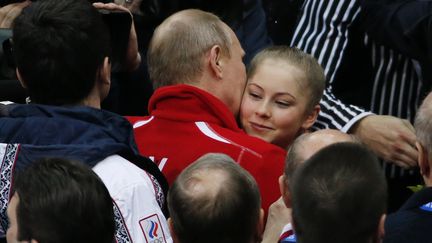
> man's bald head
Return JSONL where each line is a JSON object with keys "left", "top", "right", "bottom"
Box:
{"left": 168, "top": 153, "right": 262, "bottom": 243}
{"left": 280, "top": 130, "right": 359, "bottom": 207}
{"left": 289, "top": 129, "right": 358, "bottom": 165}
{"left": 148, "top": 9, "right": 232, "bottom": 89}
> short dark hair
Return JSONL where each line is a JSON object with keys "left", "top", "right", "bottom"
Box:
{"left": 168, "top": 153, "right": 261, "bottom": 243}
{"left": 291, "top": 143, "right": 387, "bottom": 243}
{"left": 13, "top": 158, "right": 115, "bottom": 243}
{"left": 12, "top": 0, "right": 110, "bottom": 105}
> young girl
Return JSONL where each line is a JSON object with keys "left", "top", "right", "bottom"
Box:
{"left": 240, "top": 46, "right": 325, "bottom": 150}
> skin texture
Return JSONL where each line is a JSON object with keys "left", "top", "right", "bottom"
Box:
{"left": 350, "top": 115, "right": 417, "bottom": 168}
{"left": 0, "top": 1, "right": 30, "bottom": 28}
{"left": 217, "top": 28, "right": 247, "bottom": 117}
{"left": 240, "top": 60, "right": 317, "bottom": 150}
{"left": 92, "top": 2, "right": 141, "bottom": 71}
{"left": 6, "top": 193, "right": 35, "bottom": 243}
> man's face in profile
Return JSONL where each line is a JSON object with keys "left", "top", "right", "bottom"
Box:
{"left": 221, "top": 26, "right": 247, "bottom": 116}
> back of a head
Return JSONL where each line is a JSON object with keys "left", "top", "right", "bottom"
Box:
{"left": 414, "top": 92, "right": 432, "bottom": 159}
{"left": 247, "top": 46, "right": 325, "bottom": 111}
{"left": 147, "top": 9, "right": 232, "bottom": 89}
{"left": 168, "top": 153, "right": 261, "bottom": 243}
{"left": 291, "top": 143, "right": 387, "bottom": 243}
{"left": 13, "top": 0, "right": 110, "bottom": 105}
{"left": 285, "top": 129, "right": 358, "bottom": 185}
{"left": 12, "top": 158, "right": 115, "bottom": 243}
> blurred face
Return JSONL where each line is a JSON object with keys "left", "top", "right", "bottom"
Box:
{"left": 221, "top": 27, "right": 247, "bottom": 116}
{"left": 240, "top": 60, "right": 312, "bottom": 149}
{"left": 7, "top": 193, "right": 30, "bottom": 243}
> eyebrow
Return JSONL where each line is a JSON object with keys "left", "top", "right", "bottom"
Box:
{"left": 248, "top": 83, "right": 297, "bottom": 100}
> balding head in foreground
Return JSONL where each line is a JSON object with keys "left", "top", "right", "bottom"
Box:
{"left": 280, "top": 129, "right": 359, "bottom": 207}
{"left": 168, "top": 153, "right": 264, "bottom": 243}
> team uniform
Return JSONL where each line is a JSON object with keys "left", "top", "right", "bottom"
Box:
{"left": 0, "top": 103, "right": 172, "bottom": 243}
{"left": 127, "top": 84, "right": 286, "bottom": 213}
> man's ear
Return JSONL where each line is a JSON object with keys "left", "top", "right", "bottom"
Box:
{"left": 416, "top": 142, "right": 430, "bottom": 178}
{"left": 16, "top": 68, "right": 27, "bottom": 88}
{"left": 301, "top": 105, "right": 320, "bottom": 130}
{"left": 279, "top": 175, "right": 291, "bottom": 208}
{"left": 168, "top": 218, "right": 179, "bottom": 243}
{"left": 255, "top": 208, "right": 265, "bottom": 242}
{"left": 100, "top": 56, "right": 111, "bottom": 86}
{"left": 209, "top": 45, "right": 223, "bottom": 79}
{"left": 378, "top": 214, "right": 386, "bottom": 240}
{"left": 97, "top": 57, "right": 111, "bottom": 101}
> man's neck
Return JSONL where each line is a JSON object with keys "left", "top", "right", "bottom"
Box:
{"left": 80, "top": 94, "right": 101, "bottom": 109}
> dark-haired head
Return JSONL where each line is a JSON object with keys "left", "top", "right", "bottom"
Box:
{"left": 12, "top": 0, "right": 110, "bottom": 105}
{"left": 7, "top": 157, "right": 115, "bottom": 243}
{"left": 291, "top": 142, "right": 387, "bottom": 243}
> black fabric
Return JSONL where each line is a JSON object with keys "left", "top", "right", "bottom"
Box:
{"left": 384, "top": 187, "right": 432, "bottom": 243}
{"left": 386, "top": 170, "right": 423, "bottom": 213}
{"left": 262, "top": 0, "right": 304, "bottom": 45}
{"left": 360, "top": 0, "right": 432, "bottom": 86}
{"left": 0, "top": 80, "right": 26, "bottom": 104}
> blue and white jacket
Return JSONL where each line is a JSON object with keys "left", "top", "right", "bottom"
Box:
{"left": 0, "top": 103, "right": 171, "bottom": 243}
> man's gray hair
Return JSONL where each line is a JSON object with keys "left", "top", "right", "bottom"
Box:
{"left": 414, "top": 93, "right": 432, "bottom": 159}
{"left": 148, "top": 9, "right": 232, "bottom": 89}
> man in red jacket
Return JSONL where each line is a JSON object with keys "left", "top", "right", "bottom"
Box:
{"left": 127, "top": 9, "right": 286, "bottom": 213}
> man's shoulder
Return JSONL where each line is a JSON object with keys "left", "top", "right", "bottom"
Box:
{"left": 93, "top": 155, "right": 154, "bottom": 189}
{"left": 385, "top": 190, "right": 432, "bottom": 243}
{"left": 385, "top": 209, "right": 432, "bottom": 242}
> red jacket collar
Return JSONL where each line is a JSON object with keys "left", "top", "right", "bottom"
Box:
{"left": 148, "top": 84, "right": 242, "bottom": 132}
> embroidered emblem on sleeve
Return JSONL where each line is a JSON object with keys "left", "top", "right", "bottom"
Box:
{"left": 0, "top": 144, "right": 19, "bottom": 236}
{"left": 113, "top": 200, "right": 133, "bottom": 243}
{"left": 146, "top": 172, "right": 165, "bottom": 209}
{"left": 139, "top": 214, "right": 167, "bottom": 243}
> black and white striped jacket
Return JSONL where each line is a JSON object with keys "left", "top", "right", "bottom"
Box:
{"left": 291, "top": 0, "right": 427, "bottom": 177}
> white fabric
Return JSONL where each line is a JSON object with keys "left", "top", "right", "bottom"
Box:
{"left": 280, "top": 223, "right": 293, "bottom": 236}
{"left": 93, "top": 155, "right": 172, "bottom": 243}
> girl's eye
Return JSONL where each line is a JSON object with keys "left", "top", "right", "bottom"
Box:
{"left": 249, "top": 92, "right": 261, "bottom": 99}
{"left": 276, "top": 101, "right": 290, "bottom": 107}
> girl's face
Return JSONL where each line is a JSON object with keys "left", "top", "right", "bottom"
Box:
{"left": 240, "top": 60, "right": 318, "bottom": 149}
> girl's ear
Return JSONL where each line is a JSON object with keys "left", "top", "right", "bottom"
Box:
{"left": 301, "top": 104, "right": 320, "bottom": 130}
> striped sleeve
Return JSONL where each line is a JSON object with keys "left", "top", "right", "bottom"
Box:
{"left": 314, "top": 88, "right": 372, "bottom": 132}
{"left": 291, "top": 0, "right": 372, "bottom": 131}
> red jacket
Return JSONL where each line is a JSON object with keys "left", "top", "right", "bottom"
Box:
{"left": 127, "top": 84, "right": 286, "bottom": 212}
